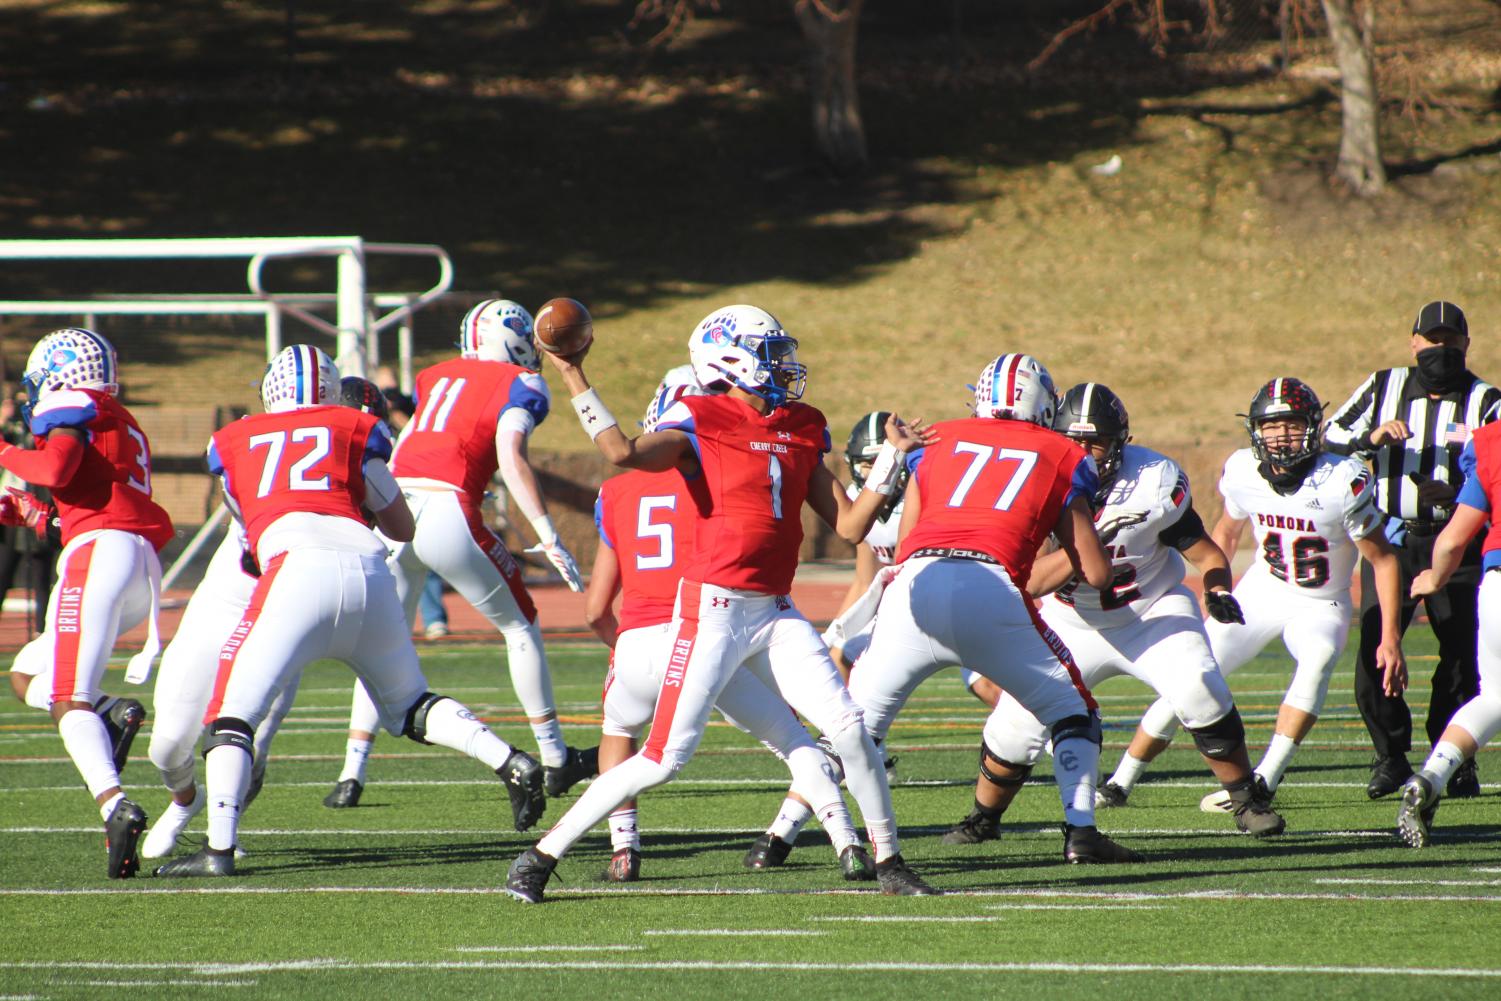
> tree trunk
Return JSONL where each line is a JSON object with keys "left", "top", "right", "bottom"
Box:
{"left": 1320, "top": 0, "right": 1386, "bottom": 195}
{"left": 792, "top": 0, "right": 867, "bottom": 176}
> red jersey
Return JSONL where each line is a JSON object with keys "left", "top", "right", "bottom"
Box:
{"left": 208, "top": 405, "right": 392, "bottom": 554}
{"left": 1459, "top": 422, "right": 1501, "bottom": 568}
{"left": 655, "top": 395, "right": 831, "bottom": 595}
{"left": 28, "top": 389, "right": 174, "bottom": 551}
{"left": 896, "top": 417, "right": 1097, "bottom": 588}
{"left": 596, "top": 469, "right": 696, "bottom": 632}
{"left": 389, "top": 358, "right": 550, "bottom": 502}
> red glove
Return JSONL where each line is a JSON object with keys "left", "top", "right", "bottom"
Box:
{"left": 0, "top": 487, "right": 53, "bottom": 539}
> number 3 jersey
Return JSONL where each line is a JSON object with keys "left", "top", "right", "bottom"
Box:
{"left": 596, "top": 469, "right": 697, "bottom": 631}
{"left": 1219, "top": 447, "right": 1382, "bottom": 600}
{"left": 1045, "top": 444, "right": 1196, "bottom": 628}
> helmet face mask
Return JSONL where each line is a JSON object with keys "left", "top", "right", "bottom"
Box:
{"left": 1243, "top": 377, "right": 1324, "bottom": 471}
{"left": 459, "top": 299, "right": 539, "bottom": 370}
{"left": 21, "top": 327, "right": 119, "bottom": 422}
{"left": 688, "top": 305, "right": 804, "bottom": 408}
{"left": 974, "top": 354, "right": 1057, "bottom": 427}
{"left": 1053, "top": 383, "right": 1130, "bottom": 498}
{"left": 261, "top": 345, "right": 340, "bottom": 413}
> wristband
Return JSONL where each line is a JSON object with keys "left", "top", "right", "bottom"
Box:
{"left": 529, "top": 514, "right": 558, "bottom": 547}
{"left": 571, "top": 388, "right": 618, "bottom": 441}
{"left": 865, "top": 441, "right": 903, "bottom": 496}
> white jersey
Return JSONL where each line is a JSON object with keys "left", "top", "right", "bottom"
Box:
{"left": 1220, "top": 448, "right": 1381, "bottom": 600}
{"left": 1045, "top": 444, "right": 1194, "bottom": 627}
{"left": 846, "top": 481, "right": 902, "bottom": 565}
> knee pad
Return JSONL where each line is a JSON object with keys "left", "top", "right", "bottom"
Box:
{"left": 202, "top": 717, "right": 255, "bottom": 763}
{"left": 1050, "top": 712, "right": 1102, "bottom": 748}
{"left": 978, "top": 740, "right": 1032, "bottom": 787}
{"left": 402, "top": 691, "right": 448, "bottom": 745}
{"left": 1188, "top": 707, "right": 1247, "bottom": 760}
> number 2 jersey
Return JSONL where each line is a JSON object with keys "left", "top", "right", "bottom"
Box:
{"left": 1046, "top": 443, "right": 1197, "bottom": 628}
{"left": 28, "top": 388, "right": 174, "bottom": 551}
{"left": 207, "top": 405, "right": 394, "bottom": 560}
{"left": 654, "top": 394, "right": 831, "bottom": 596}
{"left": 1219, "top": 447, "right": 1382, "bottom": 599}
{"left": 596, "top": 469, "right": 697, "bottom": 631}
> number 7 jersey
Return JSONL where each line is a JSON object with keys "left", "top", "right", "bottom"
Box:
{"left": 1219, "top": 448, "right": 1382, "bottom": 599}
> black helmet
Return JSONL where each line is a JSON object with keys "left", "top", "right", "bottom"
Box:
{"left": 1242, "top": 377, "right": 1323, "bottom": 469}
{"left": 339, "top": 376, "right": 391, "bottom": 424}
{"left": 1053, "top": 383, "right": 1130, "bottom": 493}
{"left": 844, "top": 411, "right": 905, "bottom": 519}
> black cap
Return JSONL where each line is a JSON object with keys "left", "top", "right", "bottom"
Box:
{"left": 1413, "top": 300, "right": 1468, "bottom": 338}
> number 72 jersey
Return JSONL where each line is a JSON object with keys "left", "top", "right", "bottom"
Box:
{"left": 1219, "top": 447, "right": 1382, "bottom": 600}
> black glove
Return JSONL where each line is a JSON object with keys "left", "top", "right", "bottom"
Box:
{"left": 1204, "top": 589, "right": 1244, "bottom": 624}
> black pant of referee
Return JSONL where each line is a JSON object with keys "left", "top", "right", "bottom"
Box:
{"left": 1356, "top": 525, "right": 1481, "bottom": 796}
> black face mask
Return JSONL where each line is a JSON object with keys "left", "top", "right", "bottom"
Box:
{"left": 1415, "top": 346, "right": 1468, "bottom": 394}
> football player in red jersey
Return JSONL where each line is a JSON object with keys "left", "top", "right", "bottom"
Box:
{"left": 0, "top": 327, "right": 173, "bottom": 879}
{"left": 583, "top": 372, "right": 875, "bottom": 884}
{"left": 155, "top": 346, "right": 546, "bottom": 878}
{"left": 507, "top": 304, "right": 937, "bottom": 903}
{"left": 845, "top": 354, "right": 1144, "bottom": 864}
{"left": 326, "top": 299, "right": 594, "bottom": 811}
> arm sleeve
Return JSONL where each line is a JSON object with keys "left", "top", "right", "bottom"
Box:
{"left": 0, "top": 434, "right": 86, "bottom": 489}
{"left": 1456, "top": 440, "right": 1490, "bottom": 513}
{"left": 362, "top": 458, "right": 403, "bottom": 512}
{"left": 1323, "top": 373, "right": 1378, "bottom": 456}
{"left": 1158, "top": 503, "right": 1208, "bottom": 552}
{"left": 497, "top": 406, "right": 536, "bottom": 438}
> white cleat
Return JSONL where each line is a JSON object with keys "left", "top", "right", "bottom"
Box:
{"left": 140, "top": 795, "right": 205, "bottom": 859}
{"left": 1199, "top": 789, "right": 1236, "bottom": 814}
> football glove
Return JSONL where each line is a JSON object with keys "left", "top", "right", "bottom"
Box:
{"left": 526, "top": 538, "right": 583, "bottom": 592}
{"left": 0, "top": 487, "right": 52, "bottom": 540}
{"left": 1204, "top": 589, "right": 1244, "bottom": 624}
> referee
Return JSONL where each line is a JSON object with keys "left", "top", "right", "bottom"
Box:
{"left": 1326, "top": 300, "right": 1499, "bottom": 800}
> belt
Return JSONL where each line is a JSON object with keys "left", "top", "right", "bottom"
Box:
{"left": 911, "top": 547, "right": 998, "bottom": 565}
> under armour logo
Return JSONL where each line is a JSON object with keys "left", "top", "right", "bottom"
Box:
{"left": 711, "top": 597, "right": 731, "bottom": 608}
{"left": 580, "top": 406, "right": 598, "bottom": 424}
{"left": 776, "top": 431, "right": 792, "bottom": 440}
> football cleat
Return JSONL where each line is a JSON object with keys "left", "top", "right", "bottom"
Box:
{"left": 244, "top": 768, "right": 266, "bottom": 812}
{"left": 605, "top": 847, "right": 641, "bottom": 883}
{"left": 154, "top": 846, "right": 236, "bottom": 879}
{"left": 140, "top": 796, "right": 205, "bottom": 860}
{"left": 1225, "top": 780, "right": 1285, "bottom": 838}
{"left": 941, "top": 808, "right": 1002, "bottom": 846}
{"left": 323, "top": 778, "right": 363, "bottom": 809}
{"left": 104, "top": 798, "right": 147, "bottom": 879}
{"left": 1095, "top": 781, "right": 1130, "bottom": 809}
{"left": 1447, "top": 759, "right": 1480, "bottom": 799}
{"left": 839, "top": 845, "right": 877, "bottom": 882}
{"left": 743, "top": 832, "right": 794, "bottom": 869}
{"left": 499, "top": 749, "right": 546, "bottom": 832}
{"left": 875, "top": 854, "right": 940, "bottom": 896}
{"left": 544, "top": 745, "right": 599, "bottom": 798}
{"left": 505, "top": 847, "right": 557, "bottom": 903}
{"left": 100, "top": 697, "right": 146, "bottom": 774}
{"left": 1396, "top": 775, "right": 1439, "bottom": 848}
{"left": 1062, "top": 823, "right": 1145, "bottom": 864}
{"left": 1367, "top": 755, "right": 1414, "bottom": 800}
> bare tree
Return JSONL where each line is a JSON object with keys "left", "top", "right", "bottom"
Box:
{"left": 1319, "top": 0, "right": 1385, "bottom": 194}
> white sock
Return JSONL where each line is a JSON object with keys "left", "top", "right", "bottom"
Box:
{"left": 338, "top": 738, "right": 373, "bottom": 784}
{"left": 768, "top": 797, "right": 814, "bottom": 843}
{"left": 1054, "top": 737, "right": 1101, "bottom": 828}
{"left": 419, "top": 697, "right": 514, "bottom": 771}
{"left": 1256, "top": 733, "right": 1300, "bottom": 793}
{"left": 814, "top": 802, "right": 859, "bottom": 855}
{"left": 57, "top": 709, "right": 121, "bottom": 800}
{"left": 1420, "top": 742, "right": 1467, "bottom": 792}
{"left": 864, "top": 817, "right": 898, "bottom": 863}
{"left": 204, "top": 743, "right": 249, "bottom": 852}
{"left": 1108, "top": 753, "right": 1149, "bottom": 794}
{"left": 98, "top": 791, "right": 124, "bottom": 822}
{"left": 530, "top": 719, "right": 568, "bottom": 768}
{"left": 609, "top": 808, "right": 640, "bottom": 852}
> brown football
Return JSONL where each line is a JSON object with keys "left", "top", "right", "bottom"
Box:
{"left": 534, "top": 297, "right": 594, "bottom": 356}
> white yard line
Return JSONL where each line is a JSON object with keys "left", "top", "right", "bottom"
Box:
{"left": 641, "top": 929, "right": 827, "bottom": 937}
{"left": 449, "top": 945, "right": 643, "bottom": 953}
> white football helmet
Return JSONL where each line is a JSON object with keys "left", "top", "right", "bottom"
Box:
{"left": 974, "top": 353, "right": 1057, "bottom": 426}
{"left": 642, "top": 365, "right": 712, "bottom": 432}
{"left": 687, "top": 304, "right": 806, "bottom": 408}
{"left": 459, "top": 298, "right": 539, "bottom": 370}
{"left": 261, "top": 344, "right": 340, "bottom": 413}
{"left": 22, "top": 328, "right": 119, "bottom": 410}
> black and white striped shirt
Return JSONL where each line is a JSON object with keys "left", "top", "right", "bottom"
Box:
{"left": 1325, "top": 367, "right": 1501, "bottom": 524}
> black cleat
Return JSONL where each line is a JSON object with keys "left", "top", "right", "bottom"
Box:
{"left": 941, "top": 808, "right": 1002, "bottom": 845}
{"left": 544, "top": 745, "right": 599, "bottom": 798}
{"left": 505, "top": 847, "right": 557, "bottom": 903}
{"left": 1396, "top": 775, "right": 1439, "bottom": 848}
{"left": 323, "top": 778, "right": 363, "bottom": 809}
{"left": 1063, "top": 823, "right": 1145, "bottom": 864}
{"left": 1367, "top": 755, "right": 1413, "bottom": 799}
{"left": 876, "top": 853, "right": 940, "bottom": 895}
{"left": 154, "top": 846, "right": 236, "bottom": 878}
{"left": 1227, "top": 780, "right": 1286, "bottom": 837}
{"left": 743, "top": 832, "right": 793, "bottom": 869}
{"left": 605, "top": 847, "right": 641, "bottom": 883}
{"left": 1095, "top": 781, "right": 1130, "bottom": 808}
{"left": 104, "top": 798, "right": 147, "bottom": 879}
{"left": 1447, "top": 759, "right": 1480, "bottom": 799}
{"left": 499, "top": 749, "right": 546, "bottom": 832}
{"left": 100, "top": 698, "right": 146, "bottom": 774}
{"left": 839, "top": 844, "right": 877, "bottom": 881}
